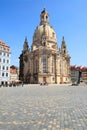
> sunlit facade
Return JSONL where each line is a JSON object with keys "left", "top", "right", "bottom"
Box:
{"left": 0, "top": 40, "right": 11, "bottom": 85}
{"left": 19, "top": 9, "right": 71, "bottom": 84}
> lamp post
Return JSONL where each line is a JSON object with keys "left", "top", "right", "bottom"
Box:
{"left": 77, "top": 68, "right": 82, "bottom": 84}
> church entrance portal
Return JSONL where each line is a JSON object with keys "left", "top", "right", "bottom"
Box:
{"left": 43, "top": 77, "right": 46, "bottom": 83}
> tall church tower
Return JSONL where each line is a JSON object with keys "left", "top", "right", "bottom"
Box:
{"left": 23, "top": 37, "right": 29, "bottom": 52}
{"left": 19, "top": 8, "right": 71, "bottom": 84}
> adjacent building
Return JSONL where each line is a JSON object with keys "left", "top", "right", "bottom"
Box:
{"left": 70, "top": 65, "right": 80, "bottom": 84}
{"left": 81, "top": 67, "right": 87, "bottom": 83}
{"left": 0, "top": 40, "right": 11, "bottom": 85}
{"left": 10, "top": 65, "right": 19, "bottom": 83}
{"left": 19, "top": 8, "right": 71, "bottom": 84}
{"left": 70, "top": 65, "right": 87, "bottom": 84}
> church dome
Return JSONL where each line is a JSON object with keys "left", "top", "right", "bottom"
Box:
{"left": 32, "top": 8, "right": 57, "bottom": 48}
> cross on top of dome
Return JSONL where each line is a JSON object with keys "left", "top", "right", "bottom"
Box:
{"left": 41, "top": 8, "right": 47, "bottom": 14}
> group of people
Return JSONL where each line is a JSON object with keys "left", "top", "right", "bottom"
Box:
{"left": 40, "top": 82, "right": 48, "bottom": 86}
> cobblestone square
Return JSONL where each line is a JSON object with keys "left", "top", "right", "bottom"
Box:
{"left": 0, "top": 85, "right": 87, "bottom": 130}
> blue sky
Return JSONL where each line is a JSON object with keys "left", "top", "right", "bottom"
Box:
{"left": 0, "top": 0, "right": 87, "bottom": 67}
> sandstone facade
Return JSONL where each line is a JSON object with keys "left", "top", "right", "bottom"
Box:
{"left": 19, "top": 8, "right": 71, "bottom": 84}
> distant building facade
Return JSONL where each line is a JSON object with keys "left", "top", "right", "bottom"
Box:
{"left": 19, "top": 8, "right": 71, "bottom": 84}
{"left": 81, "top": 67, "right": 87, "bottom": 83}
{"left": 0, "top": 40, "right": 11, "bottom": 85}
{"left": 10, "top": 65, "right": 19, "bottom": 83}
{"left": 70, "top": 65, "right": 87, "bottom": 84}
{"left": 70, "top": 65, "right": 80, "bottom": 83}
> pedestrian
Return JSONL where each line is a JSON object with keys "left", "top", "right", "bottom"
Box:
{"left": 22, "top": 82, "right": 23, "bottom": 87}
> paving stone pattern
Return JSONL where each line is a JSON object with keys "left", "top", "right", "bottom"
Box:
{"left": 0, "top": 85, "right": 87, "bottom": 130}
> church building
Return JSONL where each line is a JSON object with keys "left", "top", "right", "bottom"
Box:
{"left": 19, "top": 8, "right": 71, "bottom": 84}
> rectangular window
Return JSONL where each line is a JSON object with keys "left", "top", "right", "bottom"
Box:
{"left": 0, "top": 46, "right": 2, "bottom": 50}
{"left": 3, "top": 59, "right": 5, "bottom": 63}
{"left": 0, "top": 51, "right": 2, "bottom": 55}
{"left": 6, "top": 66, "right": 8, "bottom": 70}
{"left": 6, "top": 73, "right": 8, "bottom": 77}
{"left": 7, "top": 60, "right": 9, "bottom": 63}
{"left": 2, "top": 66, "right": 5, "bottom": 70}
{"left": 4, "top": 47, "right": 6, "bottom": 51}
{"left": 2, "top": 73, "right": 4, "bottom": 77}
{"left": 3, "top": 52, "right": 6, "bottom": 56}
{"left": 7, "top": 48, "right": 9, "bottom": 52}
{"left": 7, "top": 53, "right": 9, "bottom": 57}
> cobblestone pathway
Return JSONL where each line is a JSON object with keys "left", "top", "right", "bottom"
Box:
{"left": 0, "top": 85, "right": 87, "bottom": 130}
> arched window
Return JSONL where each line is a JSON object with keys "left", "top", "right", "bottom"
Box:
{"left": 60, "top": 60, "right": 61, "bottom": 74}
{"left": 42, "top": 50, "right": 46, "bottom": 55}
{"left": 36, "top": 60, "right": 38, "bottom": 73}
{"left": 52, "top": 56, "right": 54, "bottom": 73}
{"left": 43, "top": 58, "right": 46, "bottom": 73}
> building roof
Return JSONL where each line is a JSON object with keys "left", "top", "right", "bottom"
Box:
{"left": 0, "top": 40, "right": 11, "bottom": 53}
{"left": 70, "top": 65, "right": 87, "bottom": 71}
{"left": 0, "top": 40, "right": 10, "bottom": 48}
{"left": 10, "top": 66, "right": 18, "bottom": 74}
